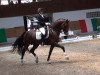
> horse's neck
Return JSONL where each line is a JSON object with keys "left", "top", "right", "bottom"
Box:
{"left": 53, "top": 28, "right": 61, "bottom": 36}
{"left": 51, "top": 23, "right": 61, "bottom": 36}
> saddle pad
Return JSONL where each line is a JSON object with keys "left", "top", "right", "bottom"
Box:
{"left": 36, "top": 28, "right": 49, "bottom": 40}
{"left": 36, "top": 30, "right": 42, "bottom": 40}
{"left": 39, "top": 27, "right": 45, "bottom": 35}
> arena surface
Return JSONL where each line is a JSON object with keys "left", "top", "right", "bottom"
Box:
{"left": 0, "top": 39, "right": 100, "bottom": 75}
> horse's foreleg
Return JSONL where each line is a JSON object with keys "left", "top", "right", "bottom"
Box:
{"left": 47, "top": 43, "right": 65, "bottom": 62}
{"left": 47, "top": 45, "right": 54, "bottom": 62}
{"left": 54, "top": 43, "right": 69, "bottom": 60}
{"left": 30, "top": 44, "right": 39, "bottom": 63}
{"left": 54, "top": 43, "right": 65, "bottom": 52}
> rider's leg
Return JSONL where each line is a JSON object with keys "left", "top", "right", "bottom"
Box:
{"left": 41, "top": 34, "right": 45, "bottom": 45}
{"left": 39, "top": 27, "right": 46, "bottom": 45}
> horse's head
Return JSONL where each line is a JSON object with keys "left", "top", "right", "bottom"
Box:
{"left": 62, "top": 19, "right": 69, "bottom": 35}
{"left": 56, "top": 19, "right": 69, "bottom": 35}
{"left": 52, "top": 18, "right": 69, "bottom": 38}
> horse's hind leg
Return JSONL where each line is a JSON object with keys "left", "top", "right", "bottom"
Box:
{"left": 21, "top": 46, "right": 28, "bottom": 64}
{"left": 30, "top": 44, "right": 39, "bottom": 63}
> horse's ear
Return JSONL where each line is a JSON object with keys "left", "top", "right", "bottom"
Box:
{"left": 65, "top": 19, "right": 69, "bottom": 23}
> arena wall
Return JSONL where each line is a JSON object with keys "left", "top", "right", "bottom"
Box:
{"left": 0, "top": 8, "right": 100, "bottom": 43}
{"left": 0, "top": 16, "right": 24, "bottom": 43}
{"left": 53, "top": 8, "right": 100, "bottom": 35}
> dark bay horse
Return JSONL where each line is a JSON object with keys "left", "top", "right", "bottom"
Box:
{"left": 12, "top": 19, "right": 69, "bottom": 64}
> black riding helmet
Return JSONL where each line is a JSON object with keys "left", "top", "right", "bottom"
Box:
{"left": 38, "top": 8, "right": 44, "bottom": 13}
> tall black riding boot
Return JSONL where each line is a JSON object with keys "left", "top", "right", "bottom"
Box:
{"left": 41, "top": 34, "right": 45, "bottom": 46}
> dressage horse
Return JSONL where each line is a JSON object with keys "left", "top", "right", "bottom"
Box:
{"left": 12, "top": 19, "right": 69, "bottom": 64}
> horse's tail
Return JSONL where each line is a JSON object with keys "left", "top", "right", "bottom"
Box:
{"left": 12, "top": 31, "right": 26, "bottom": 55}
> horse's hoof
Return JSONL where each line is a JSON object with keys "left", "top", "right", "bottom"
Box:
{"left": 21, "top": 63, "right": 24, "bottom": 66}
{"left": 35, "top": 60, "right": 38, "bottom": 63}
{"left": 35, "top": 57, "right": 38, "bottom": 63}
{"left": 65, "top": 56, "right": 69, "bottom": 60}
{"left": 47, "top": 61, "right": 51, "bottom": 64}
{"left": 20, "top": 60, "right": 24, "bottom": 66}
{"left": 63, "top": 53, "right": 69, "bottom": 60}
{"left": 64, "top": 53, "right": 67, "bottom": 55}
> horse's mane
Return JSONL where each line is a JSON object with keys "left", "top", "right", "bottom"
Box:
{"left": 55, "top": 18, "right": 66, "bottom": 22}
{"left": 53, "top": 18, "right": 66, "bottom": 25}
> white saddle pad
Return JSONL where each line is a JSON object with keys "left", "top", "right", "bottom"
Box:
{"left": 36, "top": 29, "right": 49, "bottom": 40}
{"left": 36, "top": 30, "right": 42, "bottom": 40}
{"left": 39, "top": 27, "right": 45, "bottom": 35}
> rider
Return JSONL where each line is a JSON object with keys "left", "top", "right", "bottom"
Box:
{"left": 36, "top": 8, "right": 50, "bottom": 45}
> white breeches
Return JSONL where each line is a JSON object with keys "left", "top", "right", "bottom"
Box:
{"left": 39, "top": 27, "right": 45, "bottom": 35}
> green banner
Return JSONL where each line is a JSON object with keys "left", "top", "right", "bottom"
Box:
{"left": 91, "top": 18, "right": 98, "bottom": 31}
{"left": 0, "top": 28, "right": 7, "bottom": 43}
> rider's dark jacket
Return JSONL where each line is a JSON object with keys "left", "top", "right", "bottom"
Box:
{"left": 36, "top": 14, "right": 50, "bottom": 28}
